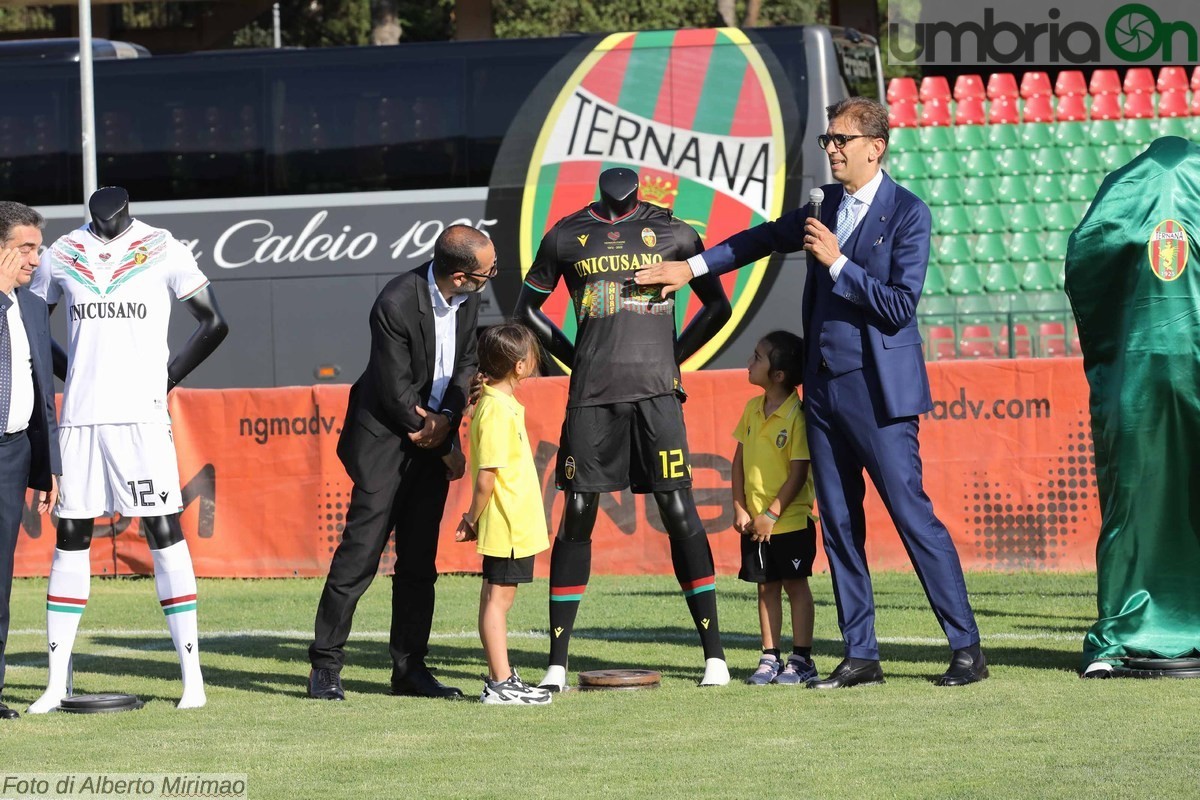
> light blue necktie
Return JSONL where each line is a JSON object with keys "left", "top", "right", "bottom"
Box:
{"left": 836, "top": 194, "right": 858, "bottom": 248}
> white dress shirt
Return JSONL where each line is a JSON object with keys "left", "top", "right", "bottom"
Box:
{"left": 426, "top": 264, "right": 468, "bottom": 411}
{"left": 3, "top": 290, "right": 34, "bottom": 435}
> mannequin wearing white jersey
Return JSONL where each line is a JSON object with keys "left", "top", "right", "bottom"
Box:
{"left": 29, "top": 187, "right": 228, "bottom": 712}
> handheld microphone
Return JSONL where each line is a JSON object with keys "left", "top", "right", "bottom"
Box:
{"left": 809, "top": 187, "right": 824, "bottom": 220}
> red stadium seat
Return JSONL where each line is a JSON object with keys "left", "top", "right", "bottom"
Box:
{"left": 1159, "top": 90, "right": 1189, "bottom": 118}
{"left": 1158, "top": 66, "right": 1188, "bottom": 93}
{"left": 1191, "top": 91, "right": 1200, "bottom": 118}
{"left": 955, "top": 96, "right": 986, "bottom": 125}
{"left": 954, "top": 74, "right": 986, "bottom": 101}
{"left": 986, "top": 72, "right": 1019, "bottom": 99}
{"left": 1123, "top": 92, "right": 1156, "bottom": 119}
{"left": 1069, "top": 327, "right": 1083, "bottom": 356}
{"left": 988, "top": 95, "right": 1020, "bottom": 124}
{"left": 1090, "top": 93, "right": 1123, "bottom": 120}
{"left": 959, "top": 325, "right": 997, "bottom": 359}
{"left": 927, "top": 325, "right": 957, "bottom": 361}
{"left": 1192, "top": 66, "right": 1200, "bottom": 92}
{"left": 889, "top": 99, "right": 918, "bottom": 128}
{"left": 920, "top": 76, "right": 952, "bottom": 102}
{"left": 1055, "top": 70, "right": 1087, "bottom": 96}
{"left": 1123, "top": 67, "right": 1155, "bottom": 95}
{"left": 1038, "top": 322, "right": 1067, "bottom": 357}
{"left": 887, "top": 77, "right": 918, "bottom": 104}
{"left": 1020, "top": 71, "right": 1052, "bottom": 98}
{"left": 1056, "top": 93, "right": 1088, "bottom": 121}
{"left": 1022, "top": 94, "right": 1055, "bottom": 123}
{"left": 1089, "top": 69, "right": 1121, "bottom": 95}
{"left": 919, "top": 98, "right": 952, "bottom": 127}
{"left": 998, "top": 324, "right": 1033, "bottom": 359}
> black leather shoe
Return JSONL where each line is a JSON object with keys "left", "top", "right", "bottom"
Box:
{"left": 307, "top": 667, "right": 345, "bottom": 700}
{"left": 0, "top": 701, "right": 19, "bottom": 720}
{"left": 807, "top": 658, "right": 885, "bottom": 689}
{"left": 390, "top": 668, "right": 464, "bottom": 699}
{"left": 937, "top": 649, "right": 989, "bottom": 686}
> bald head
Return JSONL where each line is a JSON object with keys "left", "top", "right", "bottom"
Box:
{"left": 433, "top": 224, "right": 493, "bottom": 278}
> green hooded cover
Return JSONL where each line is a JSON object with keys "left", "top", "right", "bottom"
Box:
{"left": 1066, "top": 136, "right": 1200, "bottom": 668}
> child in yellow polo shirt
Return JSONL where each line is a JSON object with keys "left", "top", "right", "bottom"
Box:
{"left": 732, "top": 331, "right": 820, "bottom": 686}
{"left": 456, "top": 322, "right": 551, "bottom": 705}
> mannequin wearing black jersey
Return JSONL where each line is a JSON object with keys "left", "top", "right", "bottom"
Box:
{"left": 49, "top": 187, "right": 229, "bottom": 553}
{"left": 516, "top": 168, "right": 733, "bottom": 688}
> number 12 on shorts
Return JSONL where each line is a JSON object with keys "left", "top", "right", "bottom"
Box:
{"left": 126, "top": 479, "right": 158, "bottom": 507}
{"left": 658, "top": 449, "right": 689, "bottom": 479}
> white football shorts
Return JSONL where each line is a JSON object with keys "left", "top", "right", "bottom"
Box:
{"left": 56, "top": 423, "right": 184, "bottom": 518}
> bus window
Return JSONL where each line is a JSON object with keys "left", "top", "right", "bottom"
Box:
{"left": 832, "top": 31, "right": 882, "bottom": 101}
{"left": 0, "top": 78, "right": 75, "bottom": 208}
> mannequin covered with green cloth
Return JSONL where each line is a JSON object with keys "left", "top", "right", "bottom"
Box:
{"left": 1066, "top": 136, "right": 1200, "bottom": 677}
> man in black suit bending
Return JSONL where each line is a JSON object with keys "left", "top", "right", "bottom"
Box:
{"left": 308, "top": 225, "right": 494, "bottom": 700}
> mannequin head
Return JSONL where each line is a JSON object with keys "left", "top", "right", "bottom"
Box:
{"left": 88, "top": 186, "right": 133, "bottom": 240}
{"left": 595, "top": 167, "right": 639, "bottom": 220}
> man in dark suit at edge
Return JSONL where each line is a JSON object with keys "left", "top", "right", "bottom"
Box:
{"left": 635, "top": 97, "right": 987, "bottom": 689}
{"left": 0, "top": 202, "right": 61, "bottom": 720}
{"left": 308, "top": 225, "right": 494, "bottom": 700}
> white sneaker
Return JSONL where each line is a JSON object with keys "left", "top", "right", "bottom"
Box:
{"left": 538, "top": 664, "right": 569, "bottom": 693}
{"left": 699, "top": 657, "right": 730, "bottom": 686}
{"left": 27, "top": 688, "right": 67, "bottom": 714}
{"left": 481, "top": 671, "right": 552, "bottom": 705}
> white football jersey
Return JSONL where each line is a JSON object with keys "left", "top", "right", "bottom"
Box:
{"left": 32, "top": 219, "right": 209, "bottom": 426}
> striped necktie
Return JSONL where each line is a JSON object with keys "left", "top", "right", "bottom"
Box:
{"left": 0, "top": 303, "right": 11, "bottom": 432}
{"left": 836, "top": 194, "right": 859, "bottom": 247}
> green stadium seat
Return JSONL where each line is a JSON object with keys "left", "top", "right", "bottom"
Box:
{"left": 923, "top": 262, "right": 948, "bottom": 295}
{"left": 889, "top": 150, "right": 924, "bottom": 181}
{"left": 1019, "top": 122, "right": 1055, "bottom": 149}
{"left": 957, "top": 294, "right": 1003, "bottom": 324}
{"left": 1032, "top": 173, "right": 1068, "bottom": 202}
{"left": 890, "top": 126, "right": 921, "bottom": 151}
{"left": 993, "top": 148, "right": 1031, "bottom": 175}
{"left": 1051, "top": 121, "right": 1088, "bottom": 148}
{"left": 1054, "top": 260, "right": 1067, "bottom": 289}
{"left": 905, "top": 178, "right": 931, "bottom": 198}
{"left": 925, "top": 150, "right": 962, "bottom": 179}
{"left": 1043, "top": 202, "right": 1080, "bottom": 232}
{"left": 1019, "top": 261, "right": 1058, "bottom": 291}
{"left": 1097, "top": 143, "right": 1135, "bottom": 170}
{"left": 924, "top": 178, "right": 963, "bottom": 206}
{"left": 1066, "top": 172, "right": 1103, "bottom": 202}
{"left": 972, "top": 232, "right": 1009, "bottom": 264}
{"left": 1023, "top": 290, "right": 1070, "bottom": 321}
{"left": 1029, "top": 147, "right": 1067, "bottom": 174}
{"left": 993, "top": 174, "right": 1031, "bottom": 203}
{"left": 1044, "top": 231, "right": 1070, "bottom": 260}
{"left": 1089, "top": 119, "right": 1122, "bottom": 146}
{"left": 953, "top": 124, "right": 987, "bottom": 151}
{"left": 1122, "top": 118, "right": 1155, "bottom": 145}
{"left": 935, "top": 235, "right": 973, "bottom": 265}
{"left": 972, "top": 204, "right": 1007, "bottom": 234}
{"left": 947, "top": 262, "right": 985, "bottom": 294}
{"left": 986, "top": 124, "right": 1020, "bottom": 150}
{"left": 932, "top": 204, "right": 972, "bottom": 236}
{"left": 961, "top": 149, "right": 997, "bottom": 177}
{"left": 918, "top": 126, "right": 954, "bottom": 151}
{"left": 919, "top": 294, "right": 958, "bottom": 327}
{"left": 1064, "top": 145, "right": 1103, "bottom": 173}
{"left": 1009, "top": 203, "right": 1042, "bottom": 233}
{"left": 1159, "top": 117, "right": 1192, "bottom": 139}
{"left": 1009, "top": 232, "right": 1045, "bottom": 262}
{"left": 961, "top": 176, "right": 995, "bottom": 205}
{"left": 983, "top": 262, "right": 1021, "bottom": 293}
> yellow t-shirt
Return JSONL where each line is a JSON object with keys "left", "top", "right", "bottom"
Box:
{"left": 468, "top": 384, "right": 550, "bottom": 559}
{"left": 733, "top": 392, "right": 816, "bottom": 535}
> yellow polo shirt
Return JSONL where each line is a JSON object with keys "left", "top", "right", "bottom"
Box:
{"left": 733, "top": 392, "right": 816, "bottom": 535}
{"left": 468, "top": 384, "right": 550, "bottom": 559}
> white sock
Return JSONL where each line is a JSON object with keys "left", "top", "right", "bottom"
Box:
{"left": 152, "top": 540, "right": 206, "bottom": 709}
{"left": 539, "top": 664, "right": 568, "bottom": 691}
{"left": 28, "top": 548, "right": 91, "bottom": 713}
{"left": 700, "top": 657, "right": 730, "bottom": 687}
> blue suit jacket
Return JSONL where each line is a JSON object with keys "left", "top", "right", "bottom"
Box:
{"left": 703, "top": 171, "right": 933, "bottom": 420}
{"left": 1, "top": 287, "right": 61, "bottom": 490}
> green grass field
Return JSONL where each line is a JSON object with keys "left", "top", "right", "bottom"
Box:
{"left": 1, "top": 571, "right": 1197, "bottom": 799}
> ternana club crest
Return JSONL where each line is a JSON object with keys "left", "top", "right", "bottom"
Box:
{"left": 1148, "top": 219, "right": 1189, "bottom": 281}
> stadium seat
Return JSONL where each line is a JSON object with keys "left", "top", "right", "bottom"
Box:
{"left": 1157, "top": 66, "right": 1188, "bottom": 93}
{"left": 959, "top": 324, "right": 998, "bottom": 358}
{"left": 972, "top": 233, "right": 1008, "bottom": 264}
{"left": 919, "top": 99, "right": 952, "bottom": 127}
{"left": 1159, "top": 116, "right": 1191, "bottom": 138}
{"left": 1010, "top": 232, "right": 1045, "bottom": 262}
{"left": 1066, "top": 172, "right": 1103, "bottom": 202}
{"left": 920, "top": 76, "right": 952, "bottom": 102}
{"left": 985, "top": 124, "right": 1019, "bottom": 150}
{"left": 1055, "top": 70, "right": 1087, "bottom": 97}
{"left": 923, "top": 262, "right": 949, "bottom": 295}
{"left": 1158, "top": 89, "right": 1189, "bottom": 118}
{"left": 1009, "top": 203, "right": 1043, "bottom": 234}
{"left": 933, "top": 204, "right": 972, "bottom": 236}
{"left": 961, "top": 149, "right": 996, "bottom": 177}
{"left": 986, "top": 73, "right": 1019, "bottom": 99}
{"left": 1020, "top": 261, "right": 1058, "bottom": 291}
{"left": 919, "top": 294, "right": 958, "bottom": 326}
{"left": 972, "top": 204, "right": 1007, "bottom": 234}
{"left": 953, "top": 123, "right": 987, "bottom": 151}
{"left": 992, "top": 174, "right": 1030, "bottom": 204}
{"left": 925, "top": 178, "right": 963, "bottom": 206}
{"left": 1019, "top": 122, "right": 1054, "bottom": 149}
{"left": 1098, "top": 143, "right": 1135, "bottom": 170}
{"left": 1021, "top": 94, "right": 1055, "bottom": 123}
{"left": 888, "top": 150, "right": 923, "bottom": 181}
{"left": 998, "top": 323, "right": 1033, "bottom": 358}
{"left": 1054, "top": 261, "right": 1067, "bottom": 290}
{"left": 1029, "top": 147, "right": 1067, "bottom": 174}
{"left": 918, "top": 125, "right": 954, "bottom": 151}
{"left": 925, "top": 150, "right": 962, "bottom": 179}
{"left": 1042, "top": 202, "right": 1080, "bottom": 232}
{"left": 1038, "top": 321, "right": 1067, "bottom": 357}
{"left": 946, "top": 262, "right": 985, "bottom": 295}
{"left": 1064, "top": 146, "right": 1102, "bottom": 173}
{"left": 1089, "top": 119, "right": 1122, "bottom": 146}
{"left": 1051, "top": 121, "right": 1088, "bottom": 148}
{"left": 1020, "top": 71, "right": 1052, "bottom": 98}
{"left": 954, "top": 97, "right": 987, "bottom": 126}
{"left": 994, "top": 148, "right": 1031, "bottom": 176}
{"left": 935, "top": 235, "right": 973, "bottom": 265}
{"left": 1122, "top": 118, "right": 1154, "bottom": 145}
{"left": 1090, "top": 93, "right": 1122, "bottom": 120}
{"left": 988, "top": 95, "right": 1021, "bottom": 124}
{"left": 954, "top": 74, "right": 986, "bottom": 101}
{"left": 1089, "top": 69, "right": 1121, "bottom": 95}
{"left": 957, "top": 293, "right": 1003, "bottom": 324}
{"left": 887, "top": 77, "right": 918, "bottom": 104}
{"left": 1123, "top": 92, "right": 1155, "bottom": 119}
{"left": 983, "top": 262, "right": 1021, "bottom": 293}
{"left": 889, "top": 100, "right": 919, "bottom": 129}
{"left": 1044, "top": 231, "right": 1070, "bottom": 260}
{"left": 1069, "top": 325, "right": 1083, "bottom": 356}
{"left": 1123, "top": 67, "right": 1155, "bottom": 95}
{"left": 890, "top": 126, "right": 920, "bottom": 151}
{"left": 961, "top": 176, "right": 995, "bottom": 206}
{"left": 1191, "top": 66, "right": 1200, "bottom": 92}
{"left": 1055, "top": 93, "right": 1088, "bottom": 122}
{"left": 925, "top": 324, "right": 957, "bottom": 360}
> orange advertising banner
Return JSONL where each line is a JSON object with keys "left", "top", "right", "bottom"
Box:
{"left": 12, "top": 359, "right": 1099, "bottom": 578}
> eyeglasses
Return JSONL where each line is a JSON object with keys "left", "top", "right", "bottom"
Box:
{"left": 462, "top": 263, "right": 498, "bottom": 280}
{"left": 818, "top": 133, "right": 872, "bottom": 150}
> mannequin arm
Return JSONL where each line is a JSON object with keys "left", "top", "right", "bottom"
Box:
{"left": 167, "top": 286, "right": 230, "bottom": 391}
{"left": 675, "top": 272, "right": 731, "bottom": 364}
{"left": 515, "top": 283, "right": 575, "bottom": 369}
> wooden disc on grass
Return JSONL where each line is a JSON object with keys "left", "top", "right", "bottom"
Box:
{"left": 577, "top": 669, "right": 661, "bottom": 691}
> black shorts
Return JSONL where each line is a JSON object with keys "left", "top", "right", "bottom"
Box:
{"left": 482, "top": 554, "right": 536, "bottom": 585}
{"left": 556, "top": 394, "right": 692, "bottom": 494}
{"left": 739, "top": 518, "right": 818, "bottom": 583}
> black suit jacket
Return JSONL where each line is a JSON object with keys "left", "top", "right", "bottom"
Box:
{"left": 337, "top": 263, "right": 479, "bottom": 492}
{"left": 1, "top": 287, "right": 61, "bottom": 490}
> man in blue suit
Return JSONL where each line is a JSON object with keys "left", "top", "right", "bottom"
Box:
{"left": 636, "top": 97, "right": 986, "bottom": 688}
{"left": 0, "top": 202, "right": 61, "bottom": 719}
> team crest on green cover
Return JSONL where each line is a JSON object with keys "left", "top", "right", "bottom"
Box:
{"left": 1148, "top": 219, "right": 1189, "bottom": 281}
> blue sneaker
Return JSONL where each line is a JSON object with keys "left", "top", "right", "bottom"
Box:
{"left": 745, "top": 655, "right": 782, "bottom": 685}
{"left": 774, "top": 654, "right": 818, "bottom": 685}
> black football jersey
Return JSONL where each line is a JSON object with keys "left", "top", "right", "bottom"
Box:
{"left": 524, "top": 201, "right": 704, "bottom": 407}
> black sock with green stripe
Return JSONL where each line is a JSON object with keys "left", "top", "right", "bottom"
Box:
{"left": 548, "top": 537, "right": 592, "bottom": 668}
{"left": 670, "top": 533, "right": 724, "bottom": 661}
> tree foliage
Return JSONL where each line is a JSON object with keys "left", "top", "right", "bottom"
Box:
{"left": 491, "top": 0, "right": 824, "bottom": 39}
